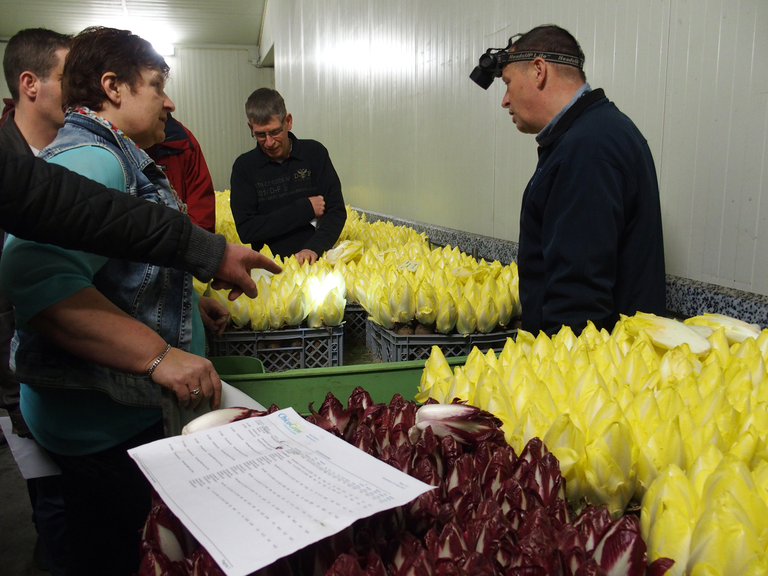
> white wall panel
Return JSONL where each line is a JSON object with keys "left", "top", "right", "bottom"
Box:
{"left": 0, "top": 42, "right": 9, "bottom": 102}
{"left": 164, "top": 47, "right": 274, "bottom": 191}
{"left": 265, "top": 0, "right": 768, "bottom": 295}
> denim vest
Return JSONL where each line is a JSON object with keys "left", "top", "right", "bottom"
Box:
{"left": 13, "top": 110, "right": 194, "bottom": 415}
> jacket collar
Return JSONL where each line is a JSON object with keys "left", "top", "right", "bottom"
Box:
{"left": 146, "top": 114, "right": 191, "bottom": 159}
{"left": 0, "top": 110, "right": 34, "bottom": 155}
{"left": 254, "top": 131, "right": 301, "bottom": 167}
{"left": 537, "top": 88, "right": 606, "bottom": 149}
{"left": 64, "top": 107, "right": 154, "bottom": 171}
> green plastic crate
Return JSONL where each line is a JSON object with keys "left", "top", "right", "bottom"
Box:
{"left": 210, "top": 355, "right": 466, "bottom": 415}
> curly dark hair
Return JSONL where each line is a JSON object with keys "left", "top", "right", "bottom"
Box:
{"left": 62, "top": 26, "right": 169, "bottom": 111}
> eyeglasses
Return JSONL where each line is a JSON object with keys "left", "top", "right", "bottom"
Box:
{"left": 251, "top": 123, "right": 285, "bottom": 141}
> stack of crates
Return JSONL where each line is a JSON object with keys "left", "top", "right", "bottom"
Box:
{"left": 210, "top": 326, "right": 343, "bottom": 372}
{"left": 367, "top": 321, "right": 516, "bottom": 363}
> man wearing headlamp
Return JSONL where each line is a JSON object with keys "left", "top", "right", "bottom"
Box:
{"left": 472, "top": 25, "right": 666, "bottom": 336}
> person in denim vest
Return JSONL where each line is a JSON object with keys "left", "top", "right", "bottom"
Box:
{"left": 0, "top": 27, "right": 233, "bottom": 576}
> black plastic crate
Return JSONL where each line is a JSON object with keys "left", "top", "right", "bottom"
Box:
{"left": 343, "top": 303, "right": 368, "bottom": 344}
{"left": 367, "top": 322, "right": 517, "bottom": 362}
{"left": 210, "top": 326, "right": 344, "bottom": 372}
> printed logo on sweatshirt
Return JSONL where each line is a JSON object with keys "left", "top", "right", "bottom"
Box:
{"left": 294, "top": 168, "right": 311, "bottom": 181}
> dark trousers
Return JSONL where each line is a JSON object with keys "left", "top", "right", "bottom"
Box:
{"left": 28, "top": 475, "right": 69, "bottom": 575}
{"left": 46, "top": 421, "right": 164, "bottom": 576}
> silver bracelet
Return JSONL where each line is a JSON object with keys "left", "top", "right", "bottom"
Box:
{"left": 147, "top": 344, "right": 172, "bottom": 380}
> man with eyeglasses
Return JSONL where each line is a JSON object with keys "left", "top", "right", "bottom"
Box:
{"left": 487, "top": 25, "right": 665, "bottom": 335}
{"left": 230, "top": 88, "right": 346, "bottom": 265}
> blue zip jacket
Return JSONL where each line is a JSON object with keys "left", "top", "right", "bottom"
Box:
{"left": 518, "top": 89, "right": 666, "bottom": 335}
{"left": 1, "top": 109, "right": 198, "bottom": 452}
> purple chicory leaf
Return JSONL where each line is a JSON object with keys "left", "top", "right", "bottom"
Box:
{"left": 390, "top": 422, "right": 414, "bottom": 450}
{"left": 558, "top": 525, "right": 586, "bottom": 576}
{"left": 519, "top": 437, "right": 549, "bottom": 463}
{"left": 406, "top": 490, "right": 441, "bottom": 535}
{"left": 388, "top": 394, "right": 418, "bottom": 430}
{"left": 364, "top": 551, "right": 387, "bottom": 576}
{"left": 591, "top": 515, "right": 647, "bottom": 576}
{"left": 437, "top": 502, "right": 457, "bottom": 527}
{"left": 348, "top": 386, "right": 375, "bottom": 412}
{"left": 461, "top": 552, "right": 497, "bottom": 576}
{"left": 141, "top": 498, "right": 190, "bottom": 562}
{"left": 558, "top": 524, "right": 585, "bottom": 553}
{"left": 572, "top": 506, "right": 613, "bottom": 554}
{"left": 343, "top": 409, "right": 362, "bottom": 441}
{"left": 182, "top": 407, "right": 266, "bottom": 435}
{"left": 468, "top": 505, "right": 510, "bottom": 557}
{"left": 482, "top": 445, "right": 517, "bottom": 499}
{"left": 573, "top": 558, "right": 607, "bottom": 576}
{"left": 325, "top": 553, "right": 365, "bottom": 576}
{"left": 379, "top": 443, "right": 415, "bottom": 474}
{"left": 645, "top": 557, "right": 675, "bottom": 576}
{"left": 319, "top": 392, "right": 351, "bottom": 434}
{"left": 548, "top": 498, "right": 571, "bottom": 532}
{"left": 307, "top": 402, "right": 342, "bottom": 436}
{"left": 390, "top": 532, "right": 428, "bottom": 575}
{"left": 424, "top": 527, "right": 439, "bottom": 560}
{"left": 189, "top": 547, "right": 227, "bottom": 576}
{"left": 532, "top": 452, "right": 563, "bottom": 507}
{"left": 433, "top": 560, "right": 462, "bottom": 576}
{"left": 411, "top": 454, "right": 441, "bottom": 487}
{"left": 408, "top": 403, "right": 505, "bottom": 447}
{"left": 444, "top": 453, "right": 478, "bottom": 498}
{"left": 434, "top": 521, "right": 469, "bottom": 565}
{"left": 472, "top": 441, "right": 494, "bottom": 482}
{"left": 350, "top": 423, "right": 377, "bottom": 456}
{"left": 520, "top": 486, "right": 545, "bottom": 513}
{"left": 414, "top": 425, "right": 444, "bottom": 481}
{"left": 361, "top": 403, "right": 388, "bottom": 436}
{"left": 136, "top": 545, "right": 188, "bottom": 576}
{"left": 473, "top": 498, "right": 503, "bottom": 521}
{"left": 493, "top": 531, "right": 519, "bottom": 569}
{"left": 440, "top": 435, "right": 463, "bottom": 475}
{"left": 509, "top": 457, "right": 532, "bottom": 488}
{"left": 517, "top": 507, "right": 557, "bottom": 547}
{"left": 505, "top": 568, "right": 548, "bottom": 576}
{"left": 449, "top": 480, "right": 482, "bottom": 526}
{"left": 496, "top": 478, "right": 524, "bottom": 519}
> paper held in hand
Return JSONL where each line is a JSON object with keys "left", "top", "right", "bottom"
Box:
{"left": 128, "top": 407, "right": 435, "bottom": 576}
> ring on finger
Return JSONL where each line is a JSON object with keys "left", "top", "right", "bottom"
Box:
{"left": 190, "top": 386, "right": 202, "bottom": 396}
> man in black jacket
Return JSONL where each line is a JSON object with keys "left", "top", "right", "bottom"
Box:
{"left": 231, "top": 88, "right": 346, "bottom": 265}
{"left": 494, "top": 25, "right": 666, "bottom": 335}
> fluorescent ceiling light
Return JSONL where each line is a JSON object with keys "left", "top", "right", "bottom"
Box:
{"left": 151, "top": 41, "right": 175, "bottom": 56}
{"left": 105, "top": 16, "right": 177, "bottom": 57}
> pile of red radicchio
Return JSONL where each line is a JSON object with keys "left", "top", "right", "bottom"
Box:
{"left": 138, "top": 388, "right": 674, "bottom": 576}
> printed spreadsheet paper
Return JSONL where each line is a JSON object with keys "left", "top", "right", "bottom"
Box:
{"left": 128, "top": 407, "right": 434, "bottom": 576}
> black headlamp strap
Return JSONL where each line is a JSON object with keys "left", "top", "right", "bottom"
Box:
{"left": 499, "top": 50, "right": 584, "bottom": 70}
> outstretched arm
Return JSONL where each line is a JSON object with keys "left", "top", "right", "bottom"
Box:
{"left": 0, "top": 149, "right": 280, "bottom": 295}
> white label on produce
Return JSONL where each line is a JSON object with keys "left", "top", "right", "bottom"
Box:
{"left": 128, "top": 407, "right": 434, "bottom": 576}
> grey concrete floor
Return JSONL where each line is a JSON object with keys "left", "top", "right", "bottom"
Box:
{"left": 0, "top": 409, "right": 49, "bottom": 576}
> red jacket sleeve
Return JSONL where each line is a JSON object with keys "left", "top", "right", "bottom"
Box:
{"left": 177, "top": 127, "right": 215, "bottom": 232}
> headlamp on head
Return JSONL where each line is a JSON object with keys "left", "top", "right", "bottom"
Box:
{"left": 469, "top": 37, "right": 585, "bottom": 90}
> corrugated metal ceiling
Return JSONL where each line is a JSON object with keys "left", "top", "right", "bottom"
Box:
{"left": 0, "top": 0, "right": 266, "bottom": 47}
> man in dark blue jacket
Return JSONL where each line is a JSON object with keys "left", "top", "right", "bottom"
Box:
{"left": 497, "top": 25, "right": 666, "bottom": 335}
